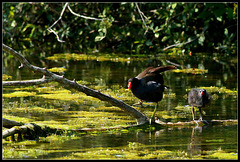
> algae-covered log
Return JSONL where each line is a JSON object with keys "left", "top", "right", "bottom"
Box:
{"left": 2, "top": 118, "right": 24, "bottom": 128}
{"left": 3, "top": 118, "right": 66, "bottom": 141}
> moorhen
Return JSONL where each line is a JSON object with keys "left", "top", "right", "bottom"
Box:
{"left": 128, "top": 66, "right": 176, "bottom": 122}
{"left": 188, "top": 88, "right": 211, "bottom": 121}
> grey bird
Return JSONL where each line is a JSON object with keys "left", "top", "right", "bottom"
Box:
{"left": 188, "top": 88, "right": 211, "bottom": 121}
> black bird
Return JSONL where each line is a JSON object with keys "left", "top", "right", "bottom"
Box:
{"left": 128, "top": 66, "right": 176, "bottom": 122}
{"left": 188, "top": 88, "right": 211, "bottom": 121}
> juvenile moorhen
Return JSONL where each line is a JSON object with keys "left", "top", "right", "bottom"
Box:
{"left": 188, "top": 88, "right": 211, "bottom": 121}
{"left": 128, "top": 66, "right": 176, "bottom": 122}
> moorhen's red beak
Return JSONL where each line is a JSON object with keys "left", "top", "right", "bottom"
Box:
{"left": 201, "top": 91, "right": 204, "bottom": 96}
{"left": 128, "top": 82, "right": 132, "bottom": 90}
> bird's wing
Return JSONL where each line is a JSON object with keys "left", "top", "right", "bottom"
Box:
{"left": 136, "top": 66, "right": 176, "bottom": 79}
{"left": 148, "top": 66, "right": 176, "bottom": 73}
{"left": 136, "top": 67, "right": 155, "bottom": 79}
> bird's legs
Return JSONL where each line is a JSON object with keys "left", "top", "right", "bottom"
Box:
{"left": 192, "top": 106, "right": 195, "bottom": 121}
{"left": 133, "top": 100, "right": 144, "bottom": 107}
{"left": 199, "top": 107, "right": 203, "bottom": 121}
{"left": 149, "top": 102, "right": 158, "bottom": 124}
{"left": 199, "top": 108, "right": 209, "bottom": 125}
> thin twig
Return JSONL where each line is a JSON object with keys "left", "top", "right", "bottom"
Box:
{"left": 47, "top": 2, "right": 68, "bottom": 42}
{"left": 163, "top": 26, "right": 208, "bottom": 51}
{"left": 67, "top": 4, "right": 103, "bottom": 21}
{"left": 135, "top": 3, "right": 149, "bottom": 35}
{"left": 3, "top": 76, "right": 53, "bottom": 86}
{"left": 47, "top": 3, "right": 104, "bottom": 43}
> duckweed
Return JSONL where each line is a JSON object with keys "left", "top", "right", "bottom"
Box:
{"left": 172, "top": 68, "right": 208, "bottom": 74}
{"left": 3, "top": 91, "right": 36, "bottom": 98}
{"left": 46, "top": 53, "right": 147, "bottom": 63}
{"left": 198, "top": 86, "right": 237, "bottom": 95}
{"left": 207, "top": 150, "right": 237, "bottom": 160}
{"left": 2, "top": 74, "right": 12, "bottom": 81}
{"left": 186, "top": 86, "right": 237, "bottom": 96}
{"left": 48, "top": 67, "right": 67, "bottom": 73}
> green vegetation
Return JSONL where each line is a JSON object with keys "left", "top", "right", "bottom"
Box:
{"left": 3, "top": 134, "right": 237, "bottom": 159}
{"left": 172, "top": 68, "right": 208, "bottom": 74}
{"left": 46, "top": 53, "right": 147, "bottom": 62}
{"left": 2, "top": 76, "right": 237, "bottom": 159}
{"left": 3, "top": 2, "right": 237, "bottom": 56}
{"left": 2, "top": 74, "right": 12, "bottom": 81}
{"left": 2, "top": 3, "right": 238, "bottom": 158}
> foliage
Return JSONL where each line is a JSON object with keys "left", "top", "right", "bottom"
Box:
{"left": 2, "top": 2, "right": 237, "bottom": 56}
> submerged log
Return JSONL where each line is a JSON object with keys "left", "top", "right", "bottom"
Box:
{"left": 2, "top": 120, "right": 63, "bottom": 141}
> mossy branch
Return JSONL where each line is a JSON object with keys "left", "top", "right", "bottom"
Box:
{"left": 2, "top": 44, "right": 148, "bottom": 124}
{"left": 2, "top": 119, "right": 63, "bottom": 141}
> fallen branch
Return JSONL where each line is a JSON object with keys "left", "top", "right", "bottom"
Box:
{"left": 2, "top": 44, "right": 148, "bottom": 124}
{"left": 2, "top": 122, "right": 63, "bottom": 141}
{"left": 2, "top": 118, "right": 24, "bottom": 128}
{"left": 2, "top": 75, "right": 53, "bottom": 86}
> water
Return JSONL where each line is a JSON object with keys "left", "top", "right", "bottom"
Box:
{"left": 2, "top": 52, "right": 238, "bottom": 159}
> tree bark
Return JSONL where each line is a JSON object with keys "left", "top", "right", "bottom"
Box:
{"left": 2, "top": 118, "right": 24, "bottom": 128}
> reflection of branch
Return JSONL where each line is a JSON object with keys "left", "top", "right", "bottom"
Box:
{"left": 3, "top": 44, "right": 148, "bottom": 125}
{"left": 163, "top": 26, "right": 208, "bottom": 51}
{"left": 48, "top": 3, "right": 104, "bottom": 42}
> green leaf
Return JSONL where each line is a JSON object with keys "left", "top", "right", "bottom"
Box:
{"left": 95, "top": 36, "right": 105, "bottom": 42}
{"left": 145, "top": 40, "right": 152, "bottom": 46}
{"left": 216, "top": 16, "right": 222, "bottom": 22}
{"left": 161, "top": 36, "right": 169, "bottom": 42}
{"left": 154, "top": 32, "right": 160, "bottom": 38}
{"left": 171, "top": 3, "right": 177, "bottom": 9}
{"left": 224, "top": 28, "right": 228, "bottom": 36}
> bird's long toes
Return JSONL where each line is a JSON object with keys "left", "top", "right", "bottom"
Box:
{"left": 199, "top": 119, "right": 209, "bottom": 125}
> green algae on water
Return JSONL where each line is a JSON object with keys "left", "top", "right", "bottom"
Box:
{"left": 3, "top": 91, "right": 36, "bottom": 98}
